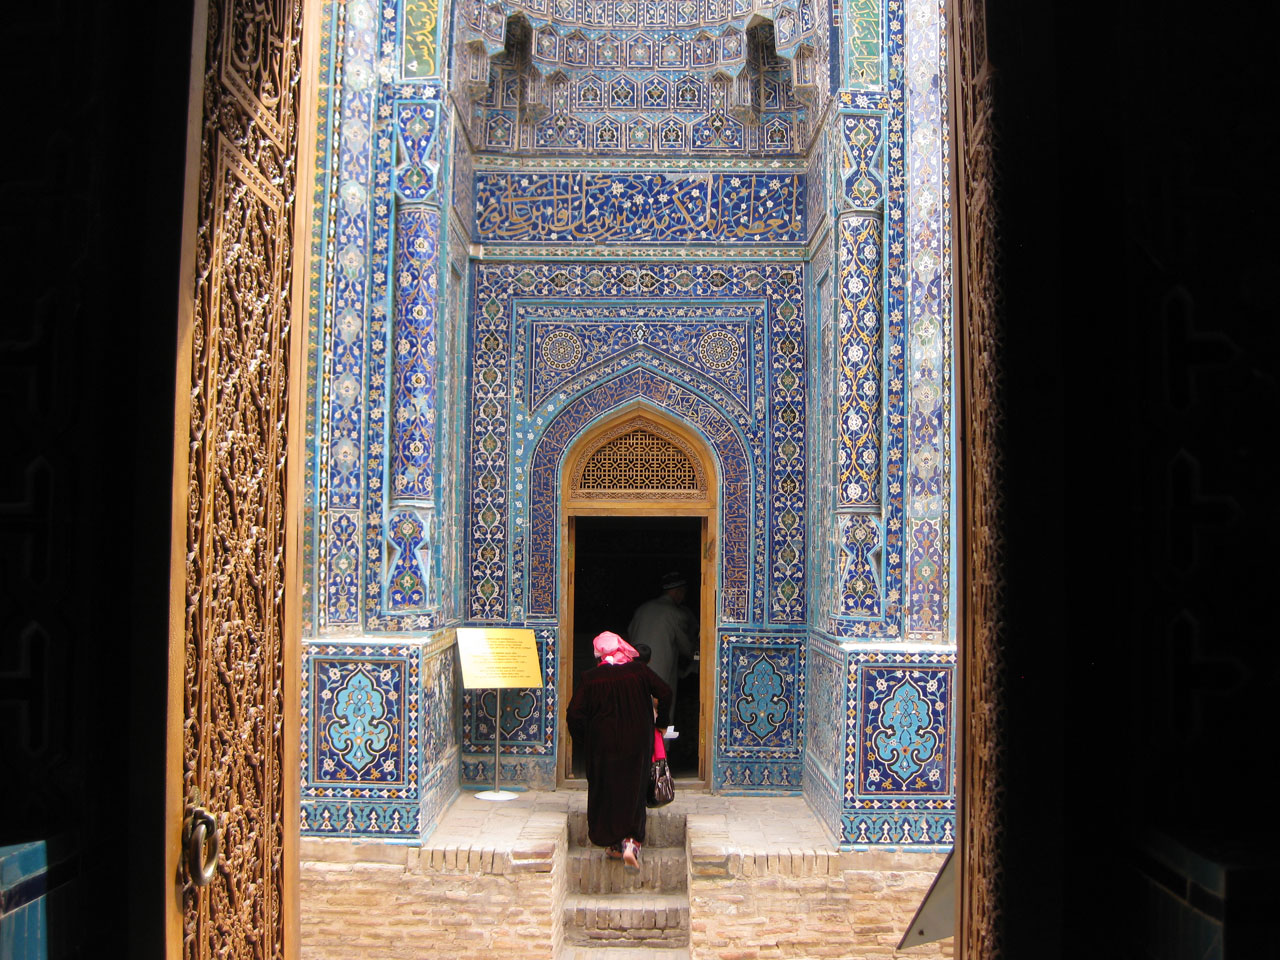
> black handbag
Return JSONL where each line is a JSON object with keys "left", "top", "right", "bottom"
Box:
{"left": 647, "top": 756, "right": 675, "bottom": 807}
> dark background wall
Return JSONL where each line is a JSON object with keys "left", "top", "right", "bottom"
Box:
{"left": 0, "top": 0, "right": 1269, "bottom": 956}
{"left": 990, "top": 0, "right": 1274, "bottom": 955}
{"left": 1, "top": 0, "right": 194, "bottom": 954}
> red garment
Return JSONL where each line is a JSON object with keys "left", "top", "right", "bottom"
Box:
{"left": 566, "top": 660, "right": 672, "bottom": 847}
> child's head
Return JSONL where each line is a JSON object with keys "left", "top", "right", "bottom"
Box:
{"left": 633, "top": 642, "right": 652, "bottom": 664}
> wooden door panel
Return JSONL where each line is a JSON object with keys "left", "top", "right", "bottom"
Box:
{"left": 173, "top": 1, "right": 306, "bottom": 957}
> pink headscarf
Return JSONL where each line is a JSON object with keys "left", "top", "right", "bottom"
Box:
{"left": 592, "top": 631, "right": 638, "bottom": 665}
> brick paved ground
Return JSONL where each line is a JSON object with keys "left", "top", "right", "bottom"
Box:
{"left": 300, "top": 790, "right": 953, "bottom": 960}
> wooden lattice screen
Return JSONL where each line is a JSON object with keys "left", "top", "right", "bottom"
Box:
{"left": 571, "top": 421, "right": 707, "bottom": 500}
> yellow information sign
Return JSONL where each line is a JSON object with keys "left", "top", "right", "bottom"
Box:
{"left": 455, "top": 628, "right": 542, "bottom": 689}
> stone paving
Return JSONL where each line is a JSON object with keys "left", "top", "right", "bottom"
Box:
{"left": 425, "top": 788, "right": 837, "bottom": 855}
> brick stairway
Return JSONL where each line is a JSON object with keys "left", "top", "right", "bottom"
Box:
{"left": 557, "top": 806, "right": 690, "bottom": 960}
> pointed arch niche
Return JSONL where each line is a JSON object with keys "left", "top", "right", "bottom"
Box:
{"left": 556, "top": 405, "right": 720, "bottom": 784}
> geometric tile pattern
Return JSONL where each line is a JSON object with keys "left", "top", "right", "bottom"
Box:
{"left": 313, "top": 659, "right": 406, "bottom": 785}
{"left": 501, "top": 66, "right": 808, "bottom": 156}
{"left": 396, "top": 102, "right": 443, "bottom": 201}
{"left": 460, "top": 628, "right": 558, "bottom": 789}
{"left": 301, "top": 3, "right": 341, "bottom": 636}
{"left": 858, "top": 663, "right": 950, "bottom": 795}
{"left": 453, "top": 0, "right": 832, "bottom": 156}
{"left": 805, "top": 231, "right": 838, "bottom": 624}
{"left": 474, "top": 171, "right": 806, "bottom": 243}
{"left": 300, "top": 0, "right": 957, "bottom": 849}
{"left": 770, "top": 283, "right": 808, "bottom": 622}
{"left": 387, "top": 510, "right": 429, "bottom": 610}
{"left": 837, "top": 513, "right": 882, "bottom": 617}
{"left": 801, "top": 639, "right": 844, "bottom": 828}
{"left": 803, "top": 121, "right": 832, "bottom": 230}
{"left": 840, "top": 111, "right": 885, "bottom": 210}
{"left": 314, "top": 0, "right": 379, "bottom": 629}
{"left": 715, "top": 632, "right": 806, "bottom": 791}
{"left": 520, "top": 302, "right": 761, "bottom": 411}
{"left": 813, "top": 198, "right": 905, "bottom": 638}
{"left": 526, "top": 366, "right": 753, "bottom": 621}
{"left": 363, "top": 84, "right": 461, "bottom": 632}
{"left": 325, "top": 511, "right": 361, "bottom": 626}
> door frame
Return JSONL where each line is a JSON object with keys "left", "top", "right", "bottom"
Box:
{"left": 557, "top": 408, "right": 718, "bottom": 786}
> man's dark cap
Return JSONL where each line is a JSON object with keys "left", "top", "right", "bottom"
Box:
{"left": 661, "top": 571, "right": 686, "bottom": 590}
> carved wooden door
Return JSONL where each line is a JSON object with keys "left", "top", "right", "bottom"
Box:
{"left": 168, "top": 0, "right": 311, "bottom": 956}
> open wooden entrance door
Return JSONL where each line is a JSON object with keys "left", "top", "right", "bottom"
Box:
{"left": 165, "top": 0, "right": 320, "bottom": 955}
{"left": 558, "top": 412, "right": 717, "bottom": 785}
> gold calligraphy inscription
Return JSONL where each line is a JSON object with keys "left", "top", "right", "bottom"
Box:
{"left": 403, "top": 0, "right": 441, "bottom": 77}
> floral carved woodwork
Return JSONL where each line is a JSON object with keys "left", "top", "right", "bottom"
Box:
{"left": 181, "top": 0, "right": 305, "bottom": 957}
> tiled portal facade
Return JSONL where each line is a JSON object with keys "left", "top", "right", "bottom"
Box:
{"left": 299, "top": 0, "right": 955, "bottom": 850}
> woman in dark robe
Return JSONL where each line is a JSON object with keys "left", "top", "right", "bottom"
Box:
{"left": 566, "top": 631, "right": 672, "bottom": 869}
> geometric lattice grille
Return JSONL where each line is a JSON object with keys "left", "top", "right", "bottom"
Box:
{"left": 578, "top": 429, "right": 700, "bottom": 493}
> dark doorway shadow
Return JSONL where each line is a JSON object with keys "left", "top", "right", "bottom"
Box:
{"left": 571, "top": 515, "right": 701, "bottom": 778}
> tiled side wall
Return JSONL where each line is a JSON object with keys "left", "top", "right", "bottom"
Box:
{"left": 300, "top": 635, "right": 459, "bottom": 838}
{"left": 300, "top": 0, "right": 469, "bottom": 842}
{"left": 460, "top": 627, "right": 560, "bottom": 788}
{"left": 801, "top": 0, "right": 956, "bottom": 846}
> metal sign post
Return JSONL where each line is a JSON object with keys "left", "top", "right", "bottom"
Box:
{"left": 478, "top": 687, "right": 515, "bottom": 801}
{"left": 456, "top": 628, "right": 543, "bottom": 802}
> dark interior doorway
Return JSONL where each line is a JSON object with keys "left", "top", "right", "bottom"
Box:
{"left": 571, "top": 515, "right": 702, "bottom": 778}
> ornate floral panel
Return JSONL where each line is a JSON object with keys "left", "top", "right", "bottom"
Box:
{"left": 715, "top": 632, "right": 807, "bottom": 791}
{"left": 841, "top": 646, "right": 956, "bottom": 846}
{"left": 301, "top": 639, "right": 457, "bottom": 839}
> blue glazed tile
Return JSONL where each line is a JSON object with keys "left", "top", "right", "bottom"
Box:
{"left": 0, "top": 843, "right": 45, "bottom": 891}
{"left": 299, "top": 0, "right": 956, "bottom": 837}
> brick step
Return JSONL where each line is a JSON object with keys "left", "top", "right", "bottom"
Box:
{"left": 569, "top": 809, "right": 685, "bottom": 848}
{"left": 557, "top": 947, "right": 691, "bottom": 960}
{"left": 568, "top": 845, "right": 687, "bottom": 894}
{"left": 562, "top": 893, "right": 689, "bottom": 947}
